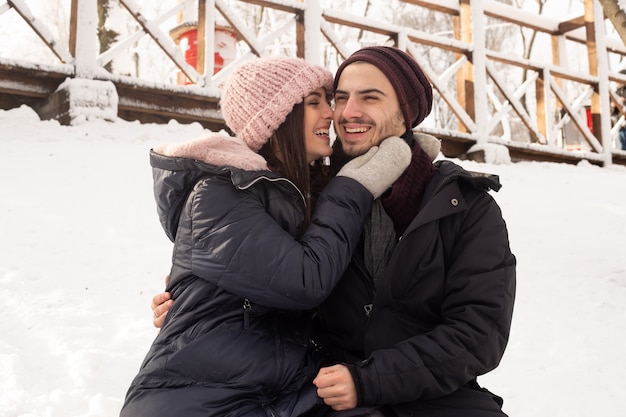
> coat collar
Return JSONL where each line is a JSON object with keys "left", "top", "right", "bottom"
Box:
{"left": 400, "top": 160, "right": 502, "bottom": 236}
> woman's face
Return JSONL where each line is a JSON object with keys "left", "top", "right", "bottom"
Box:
{"left": 303, "top": 87, "right": 334, "bottom": 163}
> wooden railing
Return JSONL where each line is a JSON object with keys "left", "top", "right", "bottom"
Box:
{"left": 1, "top": 0, "right": 626, "bottom": 166}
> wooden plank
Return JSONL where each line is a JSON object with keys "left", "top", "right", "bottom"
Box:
{"left": 559, "top": 14, "right": 586, "bottom": 33}
{"left": 238, "top": 0, "right": 303, "bottom": 14}
{"left": 113, "top": 80, "right": 224, "bottom": 130}
{"left": 0, "top": 63, "right": 68, "bottom": 97}
{"left": 400, "top": 0, "right": 459, "bottom": 16}
{"left": 322, "top": 9, "right": 400, "bottom": 37}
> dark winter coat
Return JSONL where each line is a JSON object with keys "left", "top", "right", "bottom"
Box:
{"left": 313, "top": 160, "right": 516, "bottom": 417}
{"left": 120, "top": 135, "right": 373, "bottom": 417}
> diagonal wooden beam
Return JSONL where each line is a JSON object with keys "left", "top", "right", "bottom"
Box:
{"left": 118, "top": 0, "right": 200, "bottom": 85}
{"left": 407, "top": 45, "right": 478, "bottom": 133}
{"left": 550, "top": 78, "right": 603, "bottom": 153}
{"left": 8, "top": 0, "right": 74, "bottom": 63}
{"left": 486, "top": 62, "right": 547, "bottom": 144}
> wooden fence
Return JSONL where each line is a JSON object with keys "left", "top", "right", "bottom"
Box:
{"left": 1, "top": 0, "right": 626, "bottom": 166}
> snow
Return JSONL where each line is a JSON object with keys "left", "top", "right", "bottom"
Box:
{"left": 2, "top": 0, "right": 626, "bottom": 414}
{"left": 466, "top": 143, "right": 513, "bottom": 165}
{"left": 2, "top": 103, "right": 626, "bottom": 417}
{"left": 55, "top": 79, "right": 119, "bottom": 124}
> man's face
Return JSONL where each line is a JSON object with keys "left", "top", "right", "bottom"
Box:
{"left": 333, "top": 62, "right": 405, "bottom": 157}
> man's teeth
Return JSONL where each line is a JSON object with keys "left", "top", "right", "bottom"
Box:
{"left": 345, "top": 127, "right": 368, "bottom": 133}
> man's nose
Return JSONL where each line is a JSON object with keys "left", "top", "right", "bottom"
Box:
{"left": 341, "top": 97, "right": 362, "bottom": 118}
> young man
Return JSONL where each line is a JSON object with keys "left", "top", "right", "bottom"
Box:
{"left": 152, "top": 47, "right": 516, "bottom": 417}
{"left": 310, "top": 46, "right": 516, "bottom": 417}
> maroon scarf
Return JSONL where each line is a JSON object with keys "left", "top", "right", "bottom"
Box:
{"left": 381, "top": 140, "right": 436, "bottom": 236}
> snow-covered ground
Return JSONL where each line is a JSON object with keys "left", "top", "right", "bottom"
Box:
{"left": 1, "top": 105, "right": 625, "bottom": 417}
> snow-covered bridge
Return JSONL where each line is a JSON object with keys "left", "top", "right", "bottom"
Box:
{"left": 1, "top": 0, "right": 626, "bottom": 166}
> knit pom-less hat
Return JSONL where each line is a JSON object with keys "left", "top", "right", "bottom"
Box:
{"left": 220, "top": 57, "right": 334, "bottom": 151}
{"left": 334, "top": 46, "right": 433, "bottom": 134}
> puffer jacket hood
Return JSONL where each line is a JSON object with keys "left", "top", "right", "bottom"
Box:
{"left": 150, "top": 134, "right": 286, "bottom": 242}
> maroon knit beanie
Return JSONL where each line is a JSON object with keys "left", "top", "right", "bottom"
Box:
{"left": 334, "top": 46, "right": 433, "bottom": 133}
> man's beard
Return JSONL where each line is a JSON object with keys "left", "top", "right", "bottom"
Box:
{"left": 334, "top": 110, "right": 405, "bottom": 157}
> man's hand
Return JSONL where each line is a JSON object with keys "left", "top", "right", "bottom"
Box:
{"left": 313, "top": 364, "right": 358, "bottom": 411}
{"left": 150, "top": 275, "right": 172, "bottom": 328}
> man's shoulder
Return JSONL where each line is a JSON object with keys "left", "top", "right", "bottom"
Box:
{"left": 434, "top": 160, "right": 502, "bottom": 192}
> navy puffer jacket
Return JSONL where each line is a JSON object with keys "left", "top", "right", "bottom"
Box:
{"left": 121, "top": 136, "right": 373, "bottom": 417}
{"left": 314, "top": 160, "right": 516, "bottom": 417}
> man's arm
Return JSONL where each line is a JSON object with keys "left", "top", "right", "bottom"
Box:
{"left": 352, "top": 192, "right": 515, "bottom": 405}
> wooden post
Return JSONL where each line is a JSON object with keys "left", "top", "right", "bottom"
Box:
{"left": 587, "top": 0, "right": 613, "bottom": 165}
{"left": 585, "top": 0, "right": 603, "bottom": 142}
{"left": 198, "top": 0, "right": 218, "bottom": 84}
{"left": 302, "top": 0, "right": 321, "bottom": 63}
{"left": 453, "top": 15, "right": 468, "bottom": 133}
{"left": 69, "top": 0, "right": 78, "bottom": 59}
{"left": 459, "top": 0, "right": 475, "bottom": 133}
{"left": 469, "top": 0, "right": 488, "bottom": 142}
{"left": 73, "top": 0, "right": 99, "bottom": 77}
{"left": 550, "top": 34, "right": 562, "bottom": 146}
{"left": 289, "top": 0, "right": 303, "bottom": 59}
{"left": 536, "top": 73, "right": 547, "bottom": 140}
{"left": 197, "top": 0, "right": 207, "bottom": 76}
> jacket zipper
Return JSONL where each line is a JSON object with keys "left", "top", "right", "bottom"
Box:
{"left": 243, "top": 298, "right": 251, "bottom": 330}
{"left": 237, "top": 175, "right": 306, "bottom": 207}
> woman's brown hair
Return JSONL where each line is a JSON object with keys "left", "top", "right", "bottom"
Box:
{"left": 258, "top": 102, "right": 330, "bottom": 233}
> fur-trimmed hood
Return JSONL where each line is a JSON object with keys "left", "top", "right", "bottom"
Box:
{"left": 152, "top": 133, "right": 268, "bottom": 171}
{"left": 150, "top": 133, "right": 279, "bottom": 243}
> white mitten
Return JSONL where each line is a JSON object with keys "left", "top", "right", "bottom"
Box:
{"left": 336, "top": 136, "right": 411, "bottom": 198}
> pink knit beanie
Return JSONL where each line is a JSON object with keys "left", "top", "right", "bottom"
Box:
{"left": 220, "top": 56, "right": 334, "bottom": 151}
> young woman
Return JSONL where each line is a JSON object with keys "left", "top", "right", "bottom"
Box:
{"left": 120, "top": 57, "right": 411, "bottom": 417}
